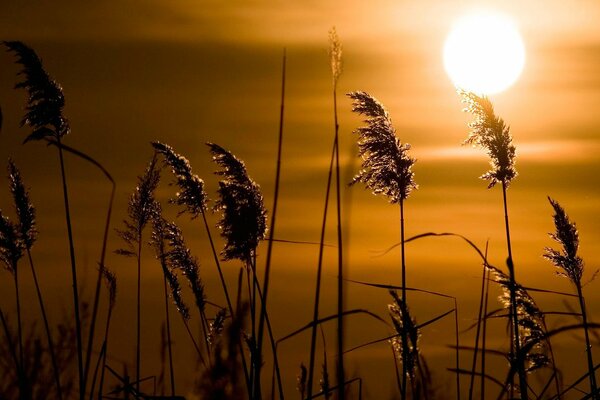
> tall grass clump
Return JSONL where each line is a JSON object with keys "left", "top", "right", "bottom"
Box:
{"left": 307, "top": 27, "right": 344, "bottom": 400}
{"left": 3, "top": 40, "right": 85, "bottom": 399}
{"left": 544, "top": 197, "right": 598, "bottom": 398}
{"left": 7, "top": 159, "right": 63, "bottom": 399}
{"left": 208, "top": 142, "right": 268, "bottom": 398}
{"left": 459, "top": 90, "right": 528, "bottom": 399}
{"left": 347, "top": 91, "right": 416, "bottom": 400}
{"left": 116, "top": 155, "right": 161, "bottom": 392}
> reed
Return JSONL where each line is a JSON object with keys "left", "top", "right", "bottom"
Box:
{"left": 347, "top": 90, "right": 416, "bottom": 400}
{"left": 7, "top": 159, "right": 62, "bottom": 400}
{"left": 4, "top": 40, "right": 85, "bottom": 399}
{"left": 116, "top": 154, "right": 161, "bottom": 393}
{"left": 544, "top": 197, "right": 598, "bottom": 398}
{"left": 459, "top": 90, "right": 527, "bottom": 400}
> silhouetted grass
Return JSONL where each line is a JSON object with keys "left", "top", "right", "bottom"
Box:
{"left": 2, "top": 38, "right": 600, "bottom": 400}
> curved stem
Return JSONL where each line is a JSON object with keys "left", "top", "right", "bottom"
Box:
{"left": 57, "top": 137, "right": 84, "bottom": 399}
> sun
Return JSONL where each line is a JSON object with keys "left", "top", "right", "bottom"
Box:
{"left": 443, "top": 11, "right": 525, "bottom": 95}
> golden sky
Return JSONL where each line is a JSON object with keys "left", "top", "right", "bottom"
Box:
{"left": 1, "top": 0, "right": 600, "bottom": 398}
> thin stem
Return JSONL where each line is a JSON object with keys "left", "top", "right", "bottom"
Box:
{"left": 334, "top": 85, "right": 345, "bottom": 400}
{"left": 136, "top": 235, "right": 142, "bottom": 394}
{"left": 27, "top": 250, "right": 63, "bottom": 400}
{"left": 256, "top": 48, "right": 287, "bottom": 400}
{"left": 82, "top": 174, "right": 115, "bottom": 397}
{"left": 251, "top": 266, "right": 284, "bottom": 400}
{"left": 400, "top": 198, "right": 408, "bottom": 400}
{"left": 97, "top": 302, "right": 114, "bottom": 400}
{"left": 163, "top": 276, "right": 176, "bottom": 396}
{"left": 576, "top": 282, "right": 598, "bottom": 399}
{"left": 308, "top": 138, "right": 336, "bottom": 399}
{"left": 454, "top": 299, "right": 460, "bottom": 400}
{"left": 57, "top": 138, "right": 84, "bottom": 400}
{"left": 501, "top": 182, "right": 528, "bottom": 400}
{"left": 13, "top": 267, "right": 24, "bottom": 382}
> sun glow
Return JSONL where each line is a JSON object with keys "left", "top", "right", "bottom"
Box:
{"left": 443, "top": 11, "right": 525, "bottom": 95}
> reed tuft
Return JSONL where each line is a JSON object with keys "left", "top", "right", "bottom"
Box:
{"left": 208, "top": 308, "right": 227, "bottom": 347}
{"left": 152, "top": 141, "right": 208, "bottom": 217}
{"left": 459, "top": 90, "right": 517, "bottom": 188}
{"left": 116, "top": 155, "right": 161, "bottom": 256}
{"left": 487, "top": 266, "right": 549, "bottom": 372}
{"left": 163, "top": 221, "right": 206, "bottom": 314}
{"left": 3, "top": 41, "right": 69, "bottom": 141}
{"left": 347, "top": 91, "right": 417, "bottom": 202}
{"left": 543, "top": 197, "right": 584, "bottom": 285}
{"left": 207, "top": 142, "right": 267, "bottom": 263}
{"left": 329, "top": 27, "right": 343, "bottom": 85}
{"left": 150, "top": 214, "right": 191, "bottom": 321}
{"left": 0, "top": 213, "right": 22, "bottom": 273}
{"left": 388, "top": 290, "right": 420, "bottom": 378}
{"left": 8, "top": 160, "right": 37, "bottom": 250}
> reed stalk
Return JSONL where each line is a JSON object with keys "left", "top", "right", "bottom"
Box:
{"left": 256, "top": 46, "right": 286, "bottom": 400}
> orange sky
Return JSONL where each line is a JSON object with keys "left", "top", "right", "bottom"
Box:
{"left": 1, "top": 1, "right": 600, "bottom": 398}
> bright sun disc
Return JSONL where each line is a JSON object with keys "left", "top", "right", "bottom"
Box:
{"left": 444, "top": 12, "right": 525, "bottom": 95}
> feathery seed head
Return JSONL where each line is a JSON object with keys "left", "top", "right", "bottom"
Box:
{"left": 487, "top": 265, "right": 549, "bottom": 371}
{"left": 208, "top": 308, "right": 227, "bottom": 346}
{"left": 150, "top": 214, "right": 191, "bottom": 321}
{"left": 8, "top": 159, "right": 37, "bottom": 249}
{"left": 459, "top": 89, "right": 517, "bottom": 188}
{"left": 543, "top": 197, "right": 584, "bottom": 285}
{"left": 347, "top": 91, "right": 417, "bottom": 203}
{"left": 388, "top": 290, "right": 420, "bottom": 378}
{"left": 297, "top": 363, "right": 308, "bottom": 398}
{"left": 117, "top": 155, "right": 161, "bottom": 255}
{"left": 152, "top": 141, "right": 208, "bottom": 217}
{"left": 4, "top": 41, "right": 70, "bottom": 141}
{"left": 0, "top": 212, "right": 23, "bottom": 273}
{"left": 163, "top": 221, "right": 206, "bottom": 314}
{"left": 329, "top": 27, "right": 343, "bottom": 86}
{"left": 207, "top": 143, "right": 267, "bottom": 263}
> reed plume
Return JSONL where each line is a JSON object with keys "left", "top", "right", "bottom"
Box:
{"left": 151, "top": 141, "right": 208, "bottom": 217}
{"left": 0, "top": 213, "right": 23, "bottom": 272}
{"left": 8, "top": 160, "right": 37, "bottom": 249}
{"left": 544, "top": 197, "right": 597, "bottom": 397}
{"left": 151, "top": 215, "right": 191, "bottom": 321}
{"left": 208, "top": 309, "right": 227, "bottom": 347}
{"left": 347, "top": 91, "right": 417, "bottom": 202}
{"left": 163, "top": 221, "right": 206, "bottom": 318}
{"left": 3, "top": 41, "right": 69, "bottom": 142}
{"left": 487, "top": 266, "right": 549, "bottom": 373}
{"left": 116, "top": 154, "right": 161, "bottom": 392}
{"left": 459, "top": 90, "right": 516, "bottom": 188}
{"left": 388, "top": 290, "right": 420, "bottom": 381}
{"left": 4, "top": 41, "right": 85, "bottom": 398}
{"left": 208, "top": 142, "right": 267, "bottom": 264}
